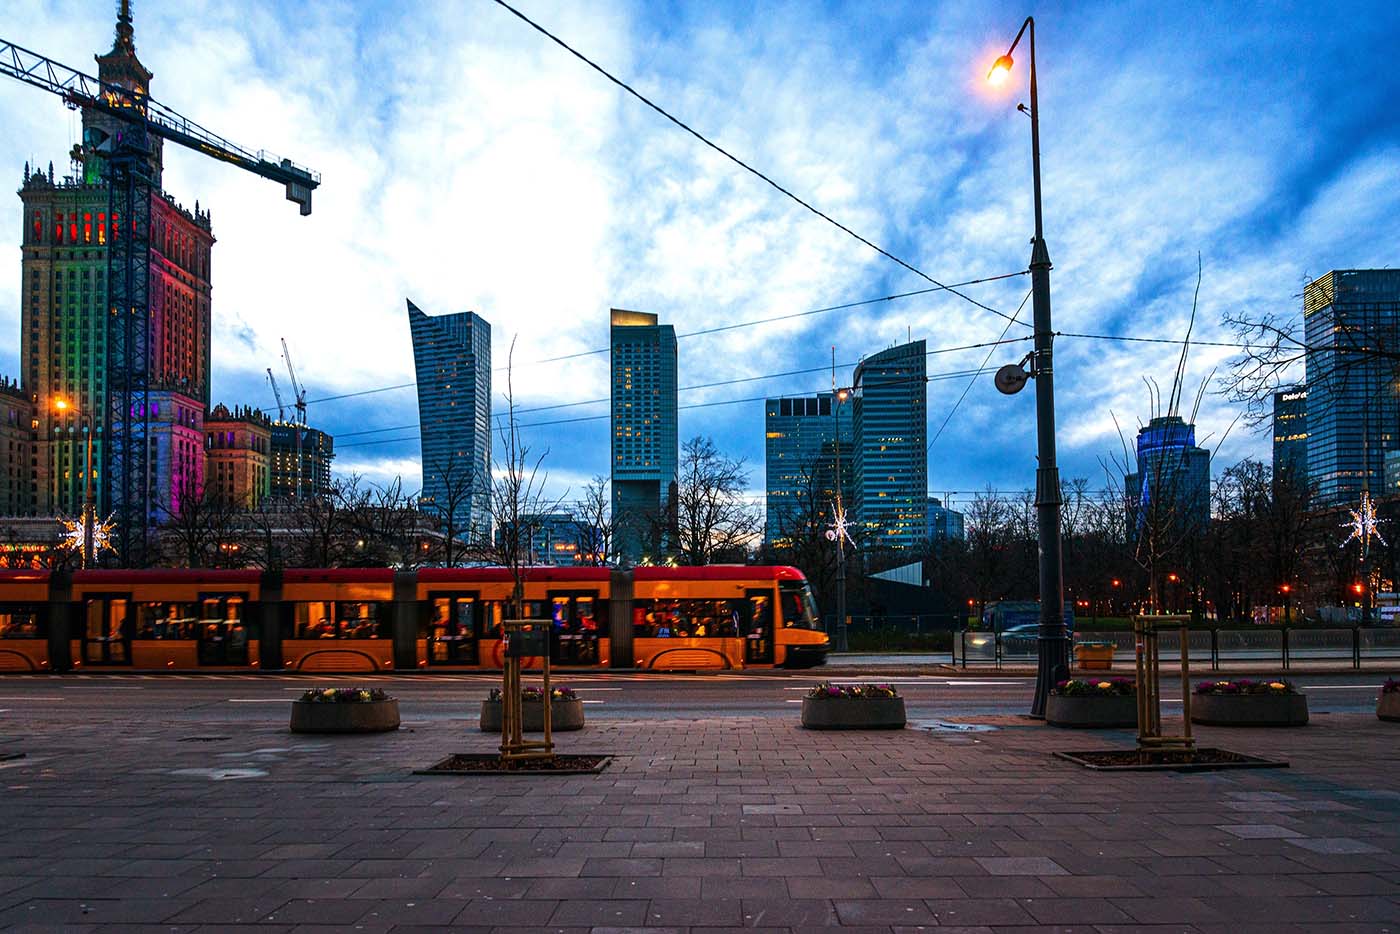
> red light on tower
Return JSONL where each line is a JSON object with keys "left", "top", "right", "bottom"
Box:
{"left": 1353, "top": 583, "right": 1365, "bottom": 595}
{"left": 1279, "top": 584, "right": 1291, "bottom": 594}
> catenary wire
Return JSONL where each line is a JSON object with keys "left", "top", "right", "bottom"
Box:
{"left": 488, "top": 0, "right": 1026, "bottom": 328}
{"left": 928, "top": 288, "right": 1033, "bottom": 453}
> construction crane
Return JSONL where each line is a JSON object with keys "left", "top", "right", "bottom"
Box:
{"left": 0, "top": 17, "right": 320, "bottom": 562}
{"left": 265, "top": 368, "right": 287, "bottom": 422}
{"left": 282, "top": 339, "right": 308, "bottom": 498}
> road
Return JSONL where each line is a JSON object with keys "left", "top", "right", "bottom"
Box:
{"left": 0, "top": 670, "right": 1387, "bottom": 726}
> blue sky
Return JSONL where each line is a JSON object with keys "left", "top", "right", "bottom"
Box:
{"left": 3, "top": 0, "right": 1398, "bottom": 514}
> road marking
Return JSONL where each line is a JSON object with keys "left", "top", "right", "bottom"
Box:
{"left": 581, "top": 700, "right": 605, "bottom": 704}
{"left": 0, "top": 695, "right": 65, "bottom": 701}
{"left": 943, "top": 680, "right": 1026, "bottom": 686}
{"left": 1303, "top": 685, "right": 1381, "bottom": 690}
{"left": 785, "top": 699, "right": 803, "bottom": 704}
{"left": 572, "top": 687, "right": 622, "bottom": 691}
{"left": 227, "top": 698, "right": 292, "bottom": 703}
{"left": 62, "top": 686, "right": 143, "bottom": 690}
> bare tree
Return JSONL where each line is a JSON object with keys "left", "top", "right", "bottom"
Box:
{"left": 571, "top": 475, "right": 614, "bottom": 566}
{"left": 421, "top": 454, "right": 481, "bottom": 567}
{"left": 963, "top": 487, "right": 1014, "bottom": 624}
{"left": 670, "top": 436, "right": 762, "bottom": 566}
{"left": 154, "top": 477, "right": 244, "bottom": 569}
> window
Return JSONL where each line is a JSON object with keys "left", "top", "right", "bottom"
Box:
{"left": 633, "top": 599, "right": 739, "bottom": 638}
{"left": 287, "top": 602, "right": 389, "bottom": 640}
{"left": 0, "top": 604, "right": 45, "bottom": 639}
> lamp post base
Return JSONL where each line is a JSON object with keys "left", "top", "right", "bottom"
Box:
{"left": 1031, "top": 634, "right": 1072, "bottom": 718}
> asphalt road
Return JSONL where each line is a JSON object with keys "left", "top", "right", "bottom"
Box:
{"left": 0, "top": 670, "right": 1388, "bottom": 726}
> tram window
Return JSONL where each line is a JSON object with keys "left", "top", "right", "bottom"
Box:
{"left": 779, "top": 582, "right": 822, "bottom": 630}
{"left": 288, "top": 601, "right": 389, "bottom": 640}
{"left": 577, "top": 597, "right": 601, "bottom": 632}
{"left": 425, "top": 597, "right": 476, "bottom": 638}
{"left": 84, "top": 599, "right": 129, "bottom": 640}
{"left": 633, "top": 599, "right": 739, "bottom": 638}
{"left": 0, "top": 605, "right": 45, "bottom": 639}
{"left": 133, "top": 602, "right": 199, "bottom": 639}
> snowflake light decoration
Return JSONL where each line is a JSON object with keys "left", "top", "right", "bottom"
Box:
{"left": 1341, "top": 491, "right": 1386, "bottom": 558}
{"left": 825, "top": 502, "right": 852, "bottom": 546}
{"left": 59, "top": 512, "right": 116, "bottom": 558}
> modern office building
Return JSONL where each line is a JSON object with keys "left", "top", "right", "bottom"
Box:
{"left": 0, "top": 378, "right": 36, "bottom": 516}
{"left": 17, "top": 5, "right": 213, "bottom": 528}
{"left": 927, "top": 496, "right": 965, "bottom": 544}
{"left": 763, "top": 393, "right": 854, "bottom": 545}
{"left": 1272, "top": 385, "right": 1307, "bottom": 485}
{"left": 407, "top": 300, "right": 492, "bottom": 543}
{"left": 610, "top": 309, "right": 677, "bottom": 564}
{"left": 1124, "top": 415, "right": 1211, "bottom": 538}
{"left": 1303, "top": 270, "right": 1400, "bottom": 507}
{"left": 852, "top": 341, "right": 927, "bottom": 551}
{"left": 495, "top": 512, "right": 586, "bottom": 566}
{"left": 204, "top": 404, "right": 272, "bottom": 509}
{"left": 270, "top": 424, "right": 335, "bottom": 500}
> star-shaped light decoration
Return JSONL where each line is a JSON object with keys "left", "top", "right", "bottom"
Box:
{"left": 1341, "top": 491, "right": 1386, "bottom": 558}
{"left": 59, "top": 513, "right": 116, "bottom": 557}
{"left": 825, "top": 502, "right": 852, "bottom": 546}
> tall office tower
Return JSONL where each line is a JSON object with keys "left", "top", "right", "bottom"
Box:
{"left": 610, "top": 309, "right": 677, "bottom": 565}
{"left": 407, "top": 300, "right": 492, "bottom": 543}
{"left": 1303, "top": 270, "right": 1400, "bottom": 507}
{"left": 204, "top": 404, "right": 272, "bottom": 509}
{"left": 270, "top": 424, "right": 335, "bottom": 500}
{"left": 0, "top": 378, "right": 37, "bottom": 516}
{"left": 852, "top": 341, "right": 927, "bottom": 551}
{"left": 1124, "top": 415, "right": 1211, "bottom": 538}
{"left": 18, "top": 5, "right": 213, "bottom": 525}
{"left": 763, "top": 393, "right": 854, "bottom": 546}
{"left": 926, "top": 496, "right": 966, "bottom": 543}
{"left": 1272, "top": 385, "right": 1308, "bottom": 485}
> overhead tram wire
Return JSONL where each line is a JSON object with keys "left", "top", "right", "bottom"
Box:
{"left": 488, "top": 0, "right": 1027, "bottom": 330}
{"left": 336, "top": 361, "right": 1012, "bottom": 449}
{"left": 928, "top": 288, "right": 1033, "bottom": 453}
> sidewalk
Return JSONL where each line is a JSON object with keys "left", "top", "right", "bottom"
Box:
{"left": 827, "top": 652, "right": 1400, "bottom": 679}
{"left": 0, "top": 696, "right": 1397, "bottom": 931}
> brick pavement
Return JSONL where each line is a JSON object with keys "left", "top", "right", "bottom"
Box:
{"left": 0, "top": 699, "right": 1397, "bottom": 932}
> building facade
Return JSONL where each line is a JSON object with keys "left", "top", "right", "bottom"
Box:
{"left": 852, "top": 341, "right": 927, "bottom": 551}
{"left": 1272, "top": 385, "right": 1307, "bottom": 486}
{"left": 270, "top": 424, "right": 335, "bottom": 500}
{"left": 927, "top": 496, "right": 965, "bottom": 543}
{"left": 1303, "top": 270, "right": 1400, "bottom": 507}
{"left": 0, "top": 379, "right": 36, "bottom": 516}
{"left": 610, "top": 309, "right": 677, "bottom": 564}
{"left": 17, "top": 6, "right": 213, "bottom": 528}
{"left": 407, "top": 300, "right": 492, "bottom": 544}
{"left": 496, "top": 512, "right": 586, "bottom": 566}
{"left": 204, "top": 404, "right": 272, "bottom": 509}
{"left": 763, "top": 392, "right": 854, "bottom": 545}
{"left": 1125, "top": 415, "right": 1211, "bottom": 538}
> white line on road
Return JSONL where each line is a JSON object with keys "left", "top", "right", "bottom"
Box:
{"left": 1302, "top": 685, "right": 1381, "bottom": 690}
{"left": 227, "top": 699, "right": 293, "bottom": 703}
{"left": 0, "top": 695, "right": 65, "bottom": 701}
{"left": 581, "top": 700, "right": 605, "bottom": 704}
{"left": 571, "top": 687, "right": 622, "bottom": 691}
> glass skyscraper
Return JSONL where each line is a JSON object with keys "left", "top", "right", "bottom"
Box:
{"left": 1124, "top": 415, "right": 1210, "bottom": 537}
{"left": 1303, "top": 270, "right": 1400, "bottom": 507}
{"left": 852, "top": 340, "right": 927, "bottom": 551}
{"left": 763, "top": 393, "right": 853, "bottom": 546}
{"left": 1272, "top": 385, "right": 1307, "bottom": 485}
{"left": 610, "top": 309, "right": 677, "bottom": 565}
{"left": 408, "top": 300, "right": 491, "bottom": 543}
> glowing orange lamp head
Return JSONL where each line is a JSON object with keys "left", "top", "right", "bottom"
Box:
{"left": 54, "top": 398, "right": 71, "bottom": 412}
{"left": 987, "top": 54, "right": 1014, "bottom": 86}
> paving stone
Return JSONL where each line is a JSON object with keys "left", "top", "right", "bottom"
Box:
{"left": 974, "top": 856, "right": 1069, "bottom": 876}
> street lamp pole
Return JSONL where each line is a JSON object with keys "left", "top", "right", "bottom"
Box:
{"left": 989, "top": 16, "right": 1068, "bottom": 717}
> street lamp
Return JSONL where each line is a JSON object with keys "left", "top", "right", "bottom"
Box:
{"left": 987, "top": 16, "right": 1067, "bottom": 717}
{"left": 54, "top": 398, "right": 96, "bottom": 569}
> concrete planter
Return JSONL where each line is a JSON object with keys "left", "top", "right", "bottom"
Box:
{"left": 800, "top": 696, "right": 905, "bottom": 730}
{"left": 1378, "top": 692, "right": 1400, "bottom": 722}
{"left": 1191, "top": 692, "right": 1308, "bottom": 727}
{"left": 1046, "top": 693, "right": 1137, "bottom": 728}
{"left": 480, "top": 698, "right": 585, "bottom": 732}
{"left": 289, "top": 699, "right": 400, "bottom": 734}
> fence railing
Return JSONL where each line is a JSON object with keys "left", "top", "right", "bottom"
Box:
{"left": 953, "top": 627, "right": 1400, "bottom": 670}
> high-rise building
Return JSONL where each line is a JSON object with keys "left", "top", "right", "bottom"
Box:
{"left": 270, "top": 424, "right": 335, "bottom": 500}
{"left": 1124, "top": 415, "right": 1211, "bottom": 537}
{"left": 204, "top": 404, "right": 272, "bottom": 509}
{"left": 496, "top": 512, "right": 586, "bottom": 566}
{"left": 763, "top": 393, "right": 853, "bottom": 545}
{"left": 1272, "top": 385, "right": 1307, "bottom": 485}
{"left": 18, "top": 6, "right": 213, "bottom": 527}
{"left": 610, "top": 309, "right": 677, "bottom": 564}
{"left": 1303, "top": 270, "right": 1400, "bottom": 507}
{"left": 852, "top": 341, "right": 927, "bottom": 551}
{"left": 0, "top": 378, "right": 36, "bottom": 516}
{"left": 927, "top": 496, "right": 965, "bottom": 543}
{"left": 407, "top": 300, "right": 492, "bottom": 544}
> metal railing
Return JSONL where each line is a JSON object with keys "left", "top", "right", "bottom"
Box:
{"left": 954, "top": 626, "right": 1400, "bottom": 670}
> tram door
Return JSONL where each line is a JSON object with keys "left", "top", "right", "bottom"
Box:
{"left": 82, "top": 595, "right": 132, "bottom": 665}
{"left": 426, "top": 593, "right": 481, "bottom": 666}
{"left": 549, "top": 592, "right": 601, "bottom": 666}
{"left": 742, "top": 589, "right": 775, "bottom": 666}
{"left": 197, "top": 594, "right": 249, "bottom": 666}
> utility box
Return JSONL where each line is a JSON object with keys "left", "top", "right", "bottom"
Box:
{"left": 503, "top": 622, "right": 548, "bottom": 658}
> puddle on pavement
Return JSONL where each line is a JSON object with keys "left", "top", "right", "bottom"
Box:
{"left": 169, "top": 767, "right": 268, "bottom": 781}
{"left": 911, "top": 719, "right": 998, "bottom": 733}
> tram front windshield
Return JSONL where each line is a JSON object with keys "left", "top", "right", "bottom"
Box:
{"left": 779, "top": 582, "right": 823, "bottom": 631}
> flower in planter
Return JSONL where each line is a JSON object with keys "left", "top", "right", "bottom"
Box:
{"left": 1195, "top": 679, "right": 1296, "bottom": 696}
{"left": 1382, "top": 678, "right": 1399, "bottom": 694}
{"left": 299, "top": 687, "right": 390, "bottom": 703}
{"left": 1052, "top": 678, "right": 1135, "bottom": 697}
{"left": 487, "top": 686, "right": 578, "bottom": 702}
{"left": 805, "top": 682, "right": 900, "bottom": 699}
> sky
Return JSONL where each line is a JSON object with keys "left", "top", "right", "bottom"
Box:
{"left": 3, "top": 0, "right": 1399, "bottom": 516}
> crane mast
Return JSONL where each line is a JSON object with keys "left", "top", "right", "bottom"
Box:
{"left": 281, "top": 339, "right": 308, "bottom": 499}
{"left": 266, "top": 368, "right": 287, "bottom": 422}
{"left": 1, "top": 30, "right": 320, "bottom": 562}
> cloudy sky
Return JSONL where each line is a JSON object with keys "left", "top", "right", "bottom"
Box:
{"left": 3, "top": 0, "right": 1398, "bottom": 514}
